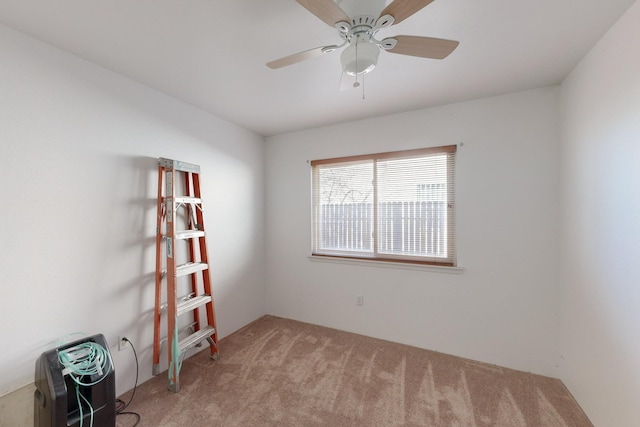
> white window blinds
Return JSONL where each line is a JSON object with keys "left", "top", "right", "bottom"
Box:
{"left": 311, "top": 145, "right": 456, "bottom": 266}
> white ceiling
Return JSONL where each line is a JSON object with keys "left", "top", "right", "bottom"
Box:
{"left": 0, "top": 0, "right": 635, "bottom": 136}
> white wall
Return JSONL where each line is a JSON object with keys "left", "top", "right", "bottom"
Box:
{"left": 0, "top": 23, "right": 265, "bottom": 402}
{"left": 558, "top": 1, "right": 640, "bottom": 425}
{"left": 265, "top": 87, "right": 562, "bottom": 376}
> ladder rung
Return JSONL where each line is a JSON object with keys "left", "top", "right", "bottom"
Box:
{"left": 159, "top": 322, "right": 198, "bottom": 347}
{"left": 176, "top": 262, "right": 208, "bottom": 277}
{"left": 160, "top": 293, "right": 195, "bottom": 312}
{"left": 174, "top": 196, "right": 201, "bottom": 205}
{"left": 177, "top": 295, "right": 212, "bottom": 317}
{"left": 179, "top": 325, "right": 215, "bottom": 353}
{"left": 175, "top": 230, "right": 205, "bottom": 240}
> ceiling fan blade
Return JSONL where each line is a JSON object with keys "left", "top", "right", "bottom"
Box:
{"left": 386, "top": 35, "right": 459, "bottom": 59}
{"left": 296, "top": 0, "right": 351, "bottom": 27}
{"left": 267, "top": 45, "right": 337, "bottom": 69}
{"left": 379, "top": 0, "right": 436, "bottom": 25}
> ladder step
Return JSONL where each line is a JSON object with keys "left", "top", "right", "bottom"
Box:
{"left": 179, "top": 325, "right": 215, "bottom": 353}
{"left": 175, "top": 230, "right": 205, "bottom": 240}
{"left": 160, "top": 294, "right": 212, "bottom": 315}
{"left": 174, "top": 196, "right": 202, "bottom": 205}
{"left": 176, "top": 262, "right": 208, "bottom": 277}
{"left": 160, "top": 293, "right": 194, "bottom": 312}
{"left": 159, "top": 322, "right": 198, "bottom": 347}
{"left": 154, "top": 322, "right": 199, "bottom": 375}
{"left": 177, "top": 294, "right": 212, "bottom": 317}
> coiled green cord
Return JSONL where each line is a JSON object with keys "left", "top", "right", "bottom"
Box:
{"left": 58, "top": 341, "right": 113, "bottom": 386}
{"left": 168, "top": 323, "right": 183, "bottom": 386}
{"left": 58, "top": 341, "right": 113, "bottom": 427}
{"left": 75, "top": 383, "right": 93, "bottom": 427}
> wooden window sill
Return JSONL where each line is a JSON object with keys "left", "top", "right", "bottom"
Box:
{"left": 308, "top": 255, "right": 464, "bottom": 274}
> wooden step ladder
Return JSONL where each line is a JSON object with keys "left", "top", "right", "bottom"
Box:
{"left": 153, "top": 158, "right": 219, "bottom": 392}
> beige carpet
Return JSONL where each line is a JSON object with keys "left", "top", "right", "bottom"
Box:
{"left": 116, "top": 315, "right": 592, "bottom": 426}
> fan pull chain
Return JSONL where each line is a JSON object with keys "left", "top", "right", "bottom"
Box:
{"left": 354, "top": 37, "right": 359, "bottom": 89}
{"left": 362, "top": 72, "right": 365, "bottom": 100}
{"left": 352, "top": 35, "right": 365, "bottom": 99}
{"left": 356, "top": 37, "right": 366, "bottom": 101}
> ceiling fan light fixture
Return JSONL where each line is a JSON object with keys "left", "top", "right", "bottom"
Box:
{"left": 340, "top": 40, "right": 380, "bottom": 76}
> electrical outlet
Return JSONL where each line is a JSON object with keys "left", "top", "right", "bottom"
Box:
{"left": 356, "top": 295, "right": 364, "bottom": 306}
{"left": 118, "top": 336, "right": 128, "bottom": 351}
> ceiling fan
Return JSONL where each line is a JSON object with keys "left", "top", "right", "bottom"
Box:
{"left": 266, "top": 0, "right": 459, "bottom": 81}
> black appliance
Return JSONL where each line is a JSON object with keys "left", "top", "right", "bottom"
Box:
{"left": 34, "top": 334, "right": 115, "bottom": 427}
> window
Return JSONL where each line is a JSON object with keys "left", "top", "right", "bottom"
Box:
{"left": 311, "top": 145, "right": 456, "bottom": 266}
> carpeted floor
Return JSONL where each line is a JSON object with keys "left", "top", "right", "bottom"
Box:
{"left": 116, "top": 315, "right": 592, "bottom": 426}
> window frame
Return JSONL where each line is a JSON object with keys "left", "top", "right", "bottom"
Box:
{"left": 310, "top": 145, "right": 457, "bottom": 267}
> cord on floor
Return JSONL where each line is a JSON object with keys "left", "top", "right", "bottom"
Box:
{"left": 115, "top": 337, "right": 141, "bottom": 427}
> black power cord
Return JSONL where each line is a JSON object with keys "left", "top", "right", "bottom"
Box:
{"left": 115, "top": 337, "right": 141, "bottom": 426}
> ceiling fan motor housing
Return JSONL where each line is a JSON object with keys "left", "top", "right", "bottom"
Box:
{"left": 338, "top": 0, "right": 387, "bottom": 19}
{"left": 339, "top": 15, "right": 381, "bottom": 76}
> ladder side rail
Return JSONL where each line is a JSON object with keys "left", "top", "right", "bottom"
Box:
{"left": 153, "top": 165, "right": 165, "bottom": 374}
{"left": 192, "top": 173, "right": 219, "bottom": 358}
{"left": 165, "top": 168, "right": 180, "bottom": 392}
{"left": 184, "top": 172, "right": 203, "bottom": 334}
